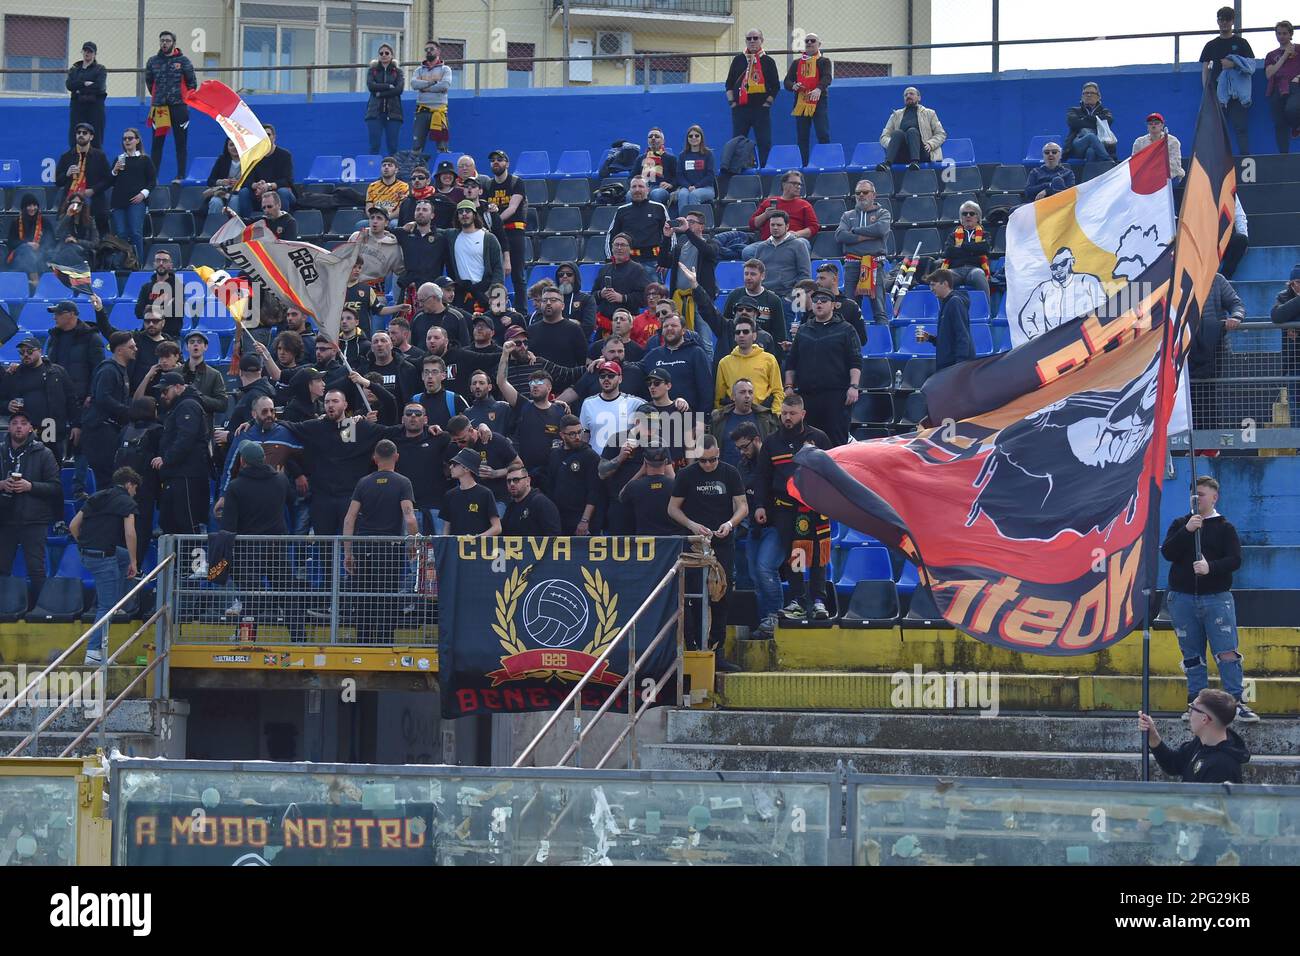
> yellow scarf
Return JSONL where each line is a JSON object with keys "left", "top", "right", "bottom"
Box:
{"left": 792, "top": 55, "right": 821, "bottom": 117}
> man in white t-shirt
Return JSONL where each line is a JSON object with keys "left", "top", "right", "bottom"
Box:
{"left": 447, "top": 198, "right": 504, "bottom": 310}
{"left": 578, "top": 360, "right": 645, "bottom": 451}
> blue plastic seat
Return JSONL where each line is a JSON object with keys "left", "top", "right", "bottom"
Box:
{"left": 61, "top": 467, "right": 94, "bottom": 500}
{"left": 578, "top": 263, "right": 601, "bottom": 290}
{"left": 806, "top": 143, "right": 846, "bottom": 172}
{"left": 0, "top": 339, "right": 21, "bottom": 363}
{"left": 847, "top": 142, "right": 886, "bottom": 172}
{"left": 715, "top": 261, "right": 746, "bottom": 291}
{"left": 305, "top": 155, "right": 344, "bottom": 183}
{"left": 760, "top": 144, "right": 804, "bottom": 176}
{"left": 891, "top": 324, "right": 937, "bottom": 360}
{"left": 971, "top": 324, "right": 994, "bottom": 356}
{"left": 967, "top": 289, "right": 989, "bottom": 320}
{"left": 180, "top": 156, "right": 215, "bottom": 186}
{"left": 119, "top": 271, "right": 155, "bottom": 301}
{"left": 527, "top": 264, "right": 558, "bottom": 286}
{"left": 514, "top": 151, "right": 551, "bottom": 179}
{"left": 1023, "top": 135, "right": 1065, "bottom": 166}
{"left": 862, "top": 325, "right": 893, "bottom": 357}
{"left": 0, "top": 272, "right": 28, "bottom": 299}
{"left": 897, "top": 289, "right": 939, "bottom": 320}
{"left": 90, "top": 272, "right": 119, "bottom": 298}
{"left": 896, "top": 561, "right": 920, "bottom": 601}
{"left": 552, "top": 150, "right": 592, "bottom": 179}
{"left": 839, "top": 528, "right": 881, "bottom": 549}
{"left": 0, "top": 160, "right": 21, "bottom": 185}
{"left": 938, "top": 138, "right": 976, "bottom": 167}
{"left": 108, "top": 301, "right": 141, "bottom": 331}
{"left": 56, "top": 545, "right": 97, "bottom": 588}
{"left": 834, "top": 546, "right": 894, "bottom": 596}
{"left": 353, "top": 154, "right": 382, "bottom": 182}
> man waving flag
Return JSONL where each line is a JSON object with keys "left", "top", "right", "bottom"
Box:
{"left": 183, "top": 80, "right": 271, "bottom": 189}
{"left": 789, "top": 90, "right": 1235, "bottom": 656}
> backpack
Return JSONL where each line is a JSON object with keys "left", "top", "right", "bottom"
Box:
{"left": 114, "top": 421, "right": 160, "bottom": 474}
{"left": 97, "top": 235, "right": 140, "bottom": 272}
{"left": 721, "top": 136, "right": 757, "bottom": 175}
{"left": 598, "top": 141, "right": 641, "bottom": 179}
{"left": 593, "top": 182, "right": 627, "bottom": 205}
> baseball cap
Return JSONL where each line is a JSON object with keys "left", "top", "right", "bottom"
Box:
{"left": 158, "top": 371, "right": 185, "bottom": 388}
{"left": 1146, "top": 112, "right": 1165, "bottom": 124}
{"left": 809, "top": 288, "right": 835, "bottom": 302}
{"left": 74, "top": 121, "right": 95, "bottom": 134}
{"left": 82, "top": 41, "right": 97, "bottom": 53}
{"left": 504, "top": 325, "right": 528, "bottom": 341}
{"left": 239, "top": 354, "right": 264, "bottom": 372}
{"left": 596, "top": 360, "right": 622, "bottom": 376}
{"left": 48, "top": 300, "right": 78, "bottom": 316}
{"left": 645, "top": 366, "right": 672, "bottom": 384}
{"left": 456, "top": 200, "right": 479, "bottom": 212}
{"left": 733, "top": 296, "right": 760, "bottom": 313}
{"left": 452, "top": 448, "right": 482, "bottom": 472}
{"left": 185, "top": 330, "right": 210, "bottom": 345}
{"left": 1291, "top": 264, "right": 1300, "bottom": 282}
{"left": 366, "top": 206, "right": 388, "bottom": 218}
{"left": 299, "top": 367, "right": 325, "bottom": 383}
{"left": 643, "top": 446, "right": 670, "bottom": 463}
{"left": 16, "top": 336, "right": 41, "bottom": 350}
{"left": 472, "top": 313, "right": 495, "bottom": 327}
{"left": 239, "top": 442, "right": 265, "bottom": 465}
{"left": 489, "top": 150, "right": 509, "bottom": 161}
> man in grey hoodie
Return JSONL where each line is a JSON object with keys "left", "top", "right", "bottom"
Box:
{"left": 743, "top": 210, "right": 810, "bottom": 299}
{"left": 835, "top": 179, "right": 893, "bottom": 323}
{"left": 411, "top": 41, "right": 454, "bottom": 153}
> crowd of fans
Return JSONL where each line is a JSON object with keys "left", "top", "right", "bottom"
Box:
{"left": 0, "top": 15, "right": 1297, "bottom": 667}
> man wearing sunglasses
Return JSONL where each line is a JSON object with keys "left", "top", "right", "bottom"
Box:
{"left": 783, "top": 34, "right": 833, "bottom": 168}
{"left": 878, "top": 86, "right": 947, "bottom": 170}
{"left": 412, "top": 41, "right": 454, "bottom": 153}
{"left": 501, "top": 464, "right": 561, "bottom": 536}
{"left": 1, "top": 337, "right": 78, "bottom": 463}
{"left": 1139, "top": 689, "right": 1250, "bottom": 783}
{"left": 1024, "top": 142, "right": 1076, "bottom": 202}
{"left": 725, "top": 30, "right": 779, "bottom": 167}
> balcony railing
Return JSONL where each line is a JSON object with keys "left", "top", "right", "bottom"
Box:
{"left": 554, "top": 0, "right": 733, "bottom": 15}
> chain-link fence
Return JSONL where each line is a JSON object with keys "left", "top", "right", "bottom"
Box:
{"left": 161, "top": 534, "right": 439, "bottom": 647}
{"left": 1189, "top": 321, "right": 1300, "bottom": 448}
{"left": 0, "top": 1, "right": 1292, "bottom": 98}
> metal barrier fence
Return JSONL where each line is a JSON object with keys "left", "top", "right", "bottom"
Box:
{"left": 106, "top": 757, "right": 1300, "bottom": 866}
{"left": 1180, "top": 321, "right": 1299, "bottom": 451}
{"left": 160, "top": 534, "right": 438, "bottom": 647}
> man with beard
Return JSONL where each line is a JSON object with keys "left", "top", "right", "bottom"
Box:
{"left": 153, "top": 371, "right": 212, "bottom": 534}
{"left": 215, "top": 394, "right": 303, "bottom": 519}
{"left": 0, "top": 411, "right": 61, "bottom": 603}
{"left": 381, "top": 403, "right": 452, "bottom": 533}
{"left": 410, "top": 281, "right": 470, "bottom": 348}
{"left": 642, "top": 314, "right": 712, "bottom": 416}
{"left": 133, "top": 248, "right": 183, "bottom": 335}
{"left": 544, "top": 414, "right": 600, "bottom": 534}
{"left": 500, "top": 463, "right": 561, "bottom": 535}
{"left": 57, "top": 121, "right": 111, "bottom": 235}
{"left": 607, "top": 177, "right": 669, "bottom": 273}
{"left": 224, "top": 354, "right": 277, "bottom": 433}
{"left": 443, "top": 413, "right": 521, "bottom": 509}
{"left": 396, "top": 198, "right": 449, "bottom": 298}
{"left": 553, "top": 262, "right": 596, "bottom": 338}
{"left": 92, "top": 293, "right": 174, "bottom": 394}
{"left": 446, "top": 200, "right": 504, "bottom": 309}
{"left": 369, "top": 330, "right": 421, "bottom": 405}
{"left": 834, "top": 181, "right": 892, "bottom": 324}
{"left": 594, "top": 234, "right": 651, "bottom": 326}
{"left": 579, "top": 359, "right": 647, "bottom": 454}
{"left": 387, "top": 316, "right": 424, "bottom": 366}
{"left": 337, "top": 308, "right": 373, "bottom": 373}
{"left": 497, "top": 353, "right": 567, "bottom": 479}
{"left": 487, "top": 150, "right": 529, "bottom": 306}
{"left": 465, "top": 370, "right": 511, "bottom": 436}
{"left": 415, "top": 355, "right": 469, "bottom": 429}
{"left": 144, "top": 30, "right": 197, "bottom": 181}
{"left": 559, "top": 336, "right": 651, "bottom": 411}
{"left": 350, "top": 208, "right": 406, "bottom": 288}
{"left": 754, "top": 395, "right": 832, "bottom": 621}
{"left": 437, "top": 317, "right": 504, "bottom": 396}
{"left": 0, "top": 336, "right": 79, "bottom": 458}
{"left": 721, "top": 259, "right": 788, "bottom": 355}
{"left": 527, "top": 287, "right": 588, "bottom": 367}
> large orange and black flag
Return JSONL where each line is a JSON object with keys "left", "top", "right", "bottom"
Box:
{"left": 790, "top": 91, "right": 1235, "bottom": 655}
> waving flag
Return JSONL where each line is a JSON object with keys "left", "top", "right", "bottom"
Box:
{"left": 789, "top": 92, "right": 1234, "bottom": 656}
{"left": 50, "top": 262, "right": 92, "bottom": 295}
{"left": 209, "top": 214, "right": 359, "bottom": 345}
{"left": 183, "top": 81, "right": 271, "bottom": 189}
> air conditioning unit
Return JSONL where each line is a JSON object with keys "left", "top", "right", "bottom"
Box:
{"left": 595, "top": 31, "right": 633, "bottom": 60}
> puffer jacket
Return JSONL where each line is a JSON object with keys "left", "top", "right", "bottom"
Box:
{"left": 45, "top": 321, "right": 105, "bottom": 403}
{"left": 365, "top": 61, "right": 405, "bottom": 121}
{"left": 144, "top": 47, "right": 196, "bottom": 106}
{"left": 0, "top": 438, "right": 61, "bottom": 524}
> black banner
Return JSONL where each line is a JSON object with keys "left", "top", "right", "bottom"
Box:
{"left": 435, "top": 536, "right": 684, "bottom": 718}
{"left": 123, "top": 802, "right": 437, "bottom": 866}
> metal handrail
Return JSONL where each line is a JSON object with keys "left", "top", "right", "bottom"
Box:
{"left": 511, "top": 556, "right": 688, "bottom": 768}
{"left": 7, "top": 604, "right": 166, "bottom": 757}
{"left": 0, "top": 554, "right": 174, "bottom": 725}
{"left": 60, "top": 652, "right": 167, "bottom": 758}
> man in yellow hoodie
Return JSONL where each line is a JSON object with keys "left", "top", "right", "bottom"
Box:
{"left": 715, "top": 307, "right": 784, "bottom": 411}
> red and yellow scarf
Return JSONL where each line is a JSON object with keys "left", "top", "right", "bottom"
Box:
{"left": 16, "top": 211, "right": 42, "bottom": 246}
{"left": 792, "top": 55, "right": 822, "bottom": 117}
{"left": 942, "top": 225, "right": 990, "bottom": 277}
{"left": 738, "top": 50, "right": 767, "bottom": 105}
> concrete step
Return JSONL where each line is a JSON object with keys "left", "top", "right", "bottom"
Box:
{"left": 0, "top": 664, "right": 149, "bottom": 700}
{"left": 0, "top": 731, "right": 161, "bottom": 758}
{"left": 667, "top": 710, "right": 1300, "bottom": 756}
{"left": 0, "top": 699, "right": 186, "bottom": 758}
{"left": 640, "top": 742, "right": 1300, "bottom": 784}
{"left": 0, "top": 698, "right": 163, "bottom": 734}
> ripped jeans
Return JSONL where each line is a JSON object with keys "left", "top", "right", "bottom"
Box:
{"left": 1166, "top": 590, "right": 1243, "bottom": 702}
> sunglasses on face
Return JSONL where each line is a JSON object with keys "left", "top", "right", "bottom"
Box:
{"left": 557, "top": 272, "right": 575, "bottom": 279}
{"left": 403, "top": 410, "right": 425, "bottom": 416}
{"left": 961, "top": 212, "right": 979, "bottom": 217}
{"left": 1043, "top": 150, "right": 1060, "bottom": 155}
{"left": 17, "top": 346, "right": 38, "bottom": 353}
{"left": 598, "top": 372, "right": 618, "bottom": 379}
{"left": 411, "top": 175, "right": 428, "bottom": 181}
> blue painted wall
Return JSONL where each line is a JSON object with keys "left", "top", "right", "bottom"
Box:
{"left": 0, "top": 62, "right": 1281, "bottom": 183}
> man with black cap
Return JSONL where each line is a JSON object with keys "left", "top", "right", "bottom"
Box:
{"left": 282, "top": 366, "right": 325, "bottom": 422}
{"left": 90, "top": 291, "right": 174, "bottom": 394}
{"left": 496, "top": 348, "right": 567, "bottom": 479}
{"left": 154, "top": 371, "right": 211, "bottom": 533}
{"left": 487, "top": 150, "right": 529, "bottom": 306}
{"left": 545, "top": 414, "right": 601, "bottom": 535}
{"left": 57, "top": 120, "right": 111, "bottom": 235}
{"left": 784, "top": 287, "right": 861, "bottom": 446}
{"left": 181, "top": 330, "right": 228, "bottom": 415}
{"left": 0, "top": 336, "right": 79, "bottom": 456}
{"left": 226, "top": 353, "right": 277, "bottom": 433}
{"left": 446, "top": 199, "right": 504, "bottom": 309}
{"left": 82, "top": 330, "right": 135, "bottom": 492}
{"left": 501, "top": 463, "right": 561, "bottom": 535}
{"left": 430, "top": 159, "right": 463, "bottom": 228}
{"left": 619, "top": 443, "right": 679, "bottom": 536}
{"left": 66, "top": 42, "right": 107, "bottom": 148}
{"left": 45, "top": 299, "right": 105, "bottom": 420}
{"left": 442, "top": 447, "right": 501, "bottom": 536}
{"left": 343, "top": 438, "right": 418, "bottom": 643}
{"left": 0, "top": 409, "right": 62, "bottom": 603}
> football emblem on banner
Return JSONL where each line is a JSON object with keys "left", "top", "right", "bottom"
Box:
{"left": 523, "top": 579, "right": 590, "bottom": 648}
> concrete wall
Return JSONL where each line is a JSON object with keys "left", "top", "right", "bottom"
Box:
{"left": 0, "top": 60, "right": 1258, "bottom": 183}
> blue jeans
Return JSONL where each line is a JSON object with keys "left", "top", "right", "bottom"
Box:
{"left": 674, "top": 186, "right": 715, "bottom": 211}
{"left": 207, "top": 195, "right": 232, "bottom": 218}
{"left": 1067, "top": 131, "right": 1109, "bottom": 163}
{"left": 111, "top": 204, "right": 147, "bottom": 262}
{"left": 749, "top": 526, "right": 786, "bottom": 622}
{"left": 235, "top": 186, "right": 295, "bottom": 218}
{"left": 1167, "top": 590, "right": 1243, "bottom": 702}
{"left": 83, "top": 547, "right": 130, "bottom": 654}
{"left": 366, "top": 118, "right": 402, "bottom": 155}
{"left": 649, "top": 187, "right": 671, "bottom": 205}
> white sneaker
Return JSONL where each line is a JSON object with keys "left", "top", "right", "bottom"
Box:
{"left": 84, "top": 649, "right": 104, "bottom": 666}
{"left": 1235, "top": 702, "right": 1261, "bottom": 723}
{"left": 223, "top": 599, "right": 243, "bottom": 618}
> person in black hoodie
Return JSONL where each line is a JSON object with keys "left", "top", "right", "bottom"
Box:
{"left": 155, "top": 372, "right": 212, "bottom": 534}
{"left": 1139, "top": 688, "right": 1251, "bottom": 783}
{"left": 917, "top": 270, "right": 975, "bottom": 374}
{"left": 784, "top": 289, "right": 861, "bottom": 446}
{"left": 221, "top": 441, "right": 299, "bottom": 634}
{"left": 112, "top": 397, "right": 163, "bottom": 566}
{"left": 66, "top": 42, "right": 107, "bottom": 148}
{"left": 0, "top": 411, "right": 62, "bottom": 601}
{"left": 1161, "top": 475, "right": 1258, "bottom": 722}
{"left": 553, "top": 262, "right": 596, "bottom": 338}
{"left": 282, "top": 367, "right": 325, "bottom": 422}
{"left": 82, "top": 330, "right": 134, "bottom": 493}
{"left": 226, "top": 355, "right": 278, "bottom": 433}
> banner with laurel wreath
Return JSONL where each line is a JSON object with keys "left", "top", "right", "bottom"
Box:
{"left": 434, "top": 538, "right": 684, "bottom": 718}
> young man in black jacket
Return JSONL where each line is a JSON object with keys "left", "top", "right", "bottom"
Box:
{"left": 784, "top": 289, "right": 861, "bottom": 446}
{"left": 57, "top": 121, "right": 111, "bottom": 232}
{"left": 0, "top": 411, "right": 62, "bottom": 602}
{"left": 606, "top": 180, "right": 669, "bottom": 273}
{"left": 1139, "top": 688, "right": 1251, "bottom": 783}
{"left": 82, "top": 330, "right": 135, "bottom": 493}
{"left": 221, "top": 440, "right": 299, "bottom": 634}
{"left": 66, "top": 42, "right": 107, "bottom": 148}
{"left": 544, "top": 415, "right": 600, "bottom": 534}
{"left": 1160, "top": 475, "right": 1259, "bottom": 722}
{"left": 155, "top": 372, "right": 211, "bottom": 534}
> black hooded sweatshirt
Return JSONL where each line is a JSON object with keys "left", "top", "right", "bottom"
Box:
{"left": 222, "top": 461, "right": 293, "bottom": 534}
{"left": 1151, "top": 730, "right": 1250, "bottom": 783}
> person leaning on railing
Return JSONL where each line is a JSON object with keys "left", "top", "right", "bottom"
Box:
{"left": 69, "top": 467, "right": 141, "bottom": 666}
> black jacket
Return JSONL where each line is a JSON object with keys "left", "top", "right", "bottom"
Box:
{"left": 555, "top": 260, "right": 597, "bottom": 337}
{"left": 1161, "top": 513, "right": 1242, "bottom": 595}
{"left": 787, "top": 316, "right": 862, "bottom": 391}
{"left": 222, "top": 461, "right": 292, "bottom": 534}
{"left": 544, "top": 443, "right": 601, "bottom": 530}
{"left": 660, "top": 229, "right": 720, "bottom": 299}
{"left": 158, "top": 387, "right": 212, "bottom": 480}
{"left": 66, "top": 61, "right": 108, "bottom": 103}
{"left": 82, "top": 356, "right": 130, "bottom": 430}
{"left": 396, "top": 226, "right": 450, "bottom": 285}
{"left": 0, "top": 438, "right": 61, "bottom": 525}
{"left": 725, "top": 53, "right": 780, "bottom": 104}
{"left": 56, "top": 147, "right": 111, "bottom": 207}
{"left": 607, "top": 199, "right": 669, "bottom": 258}
{"left": 242, "top": 146, "right": 295, "bottom": 192}
{"left": 593, "top": 260, "right": 651, "bottom": 320}
{"left": 1065, "top": 101, "right": 1118, "bottom": 159}
{"left": 283, "top": 416, "right": 387, "bottom": 498}
{"left": 227, "top": 378, "right": 278, "bottom": 433}
{"left": 1151, "top": 731, "right": 1249, "bottom": 783}
{"left": 364, "top": 61, "right": 404, "bottom": 121}
{"left": 45, "top": 321, "right": 105, "bottom": 403}
{"left": 1271, "top": 286, "right": 1300, "bottom": 326}
{"left": 109, "top": 154, "right": 157, "bottom": 211}
{"left": 94, "top": 305, "right": 175, "bottom": 393}
{"left": 935, "top": 290, "right": 975, "bottom": 372}
{"left": 0, "top": 359, "right": 80, "bottom": 434}
{"left": 755, "top": 424, "right": 831, "bottom": 511}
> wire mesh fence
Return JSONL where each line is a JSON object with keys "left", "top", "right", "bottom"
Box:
{"left": 162, "top": 534, "right": 439, "bottom": 647}
{"left": 1191, "top": 323, "right": 1300, "bottom": 444}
